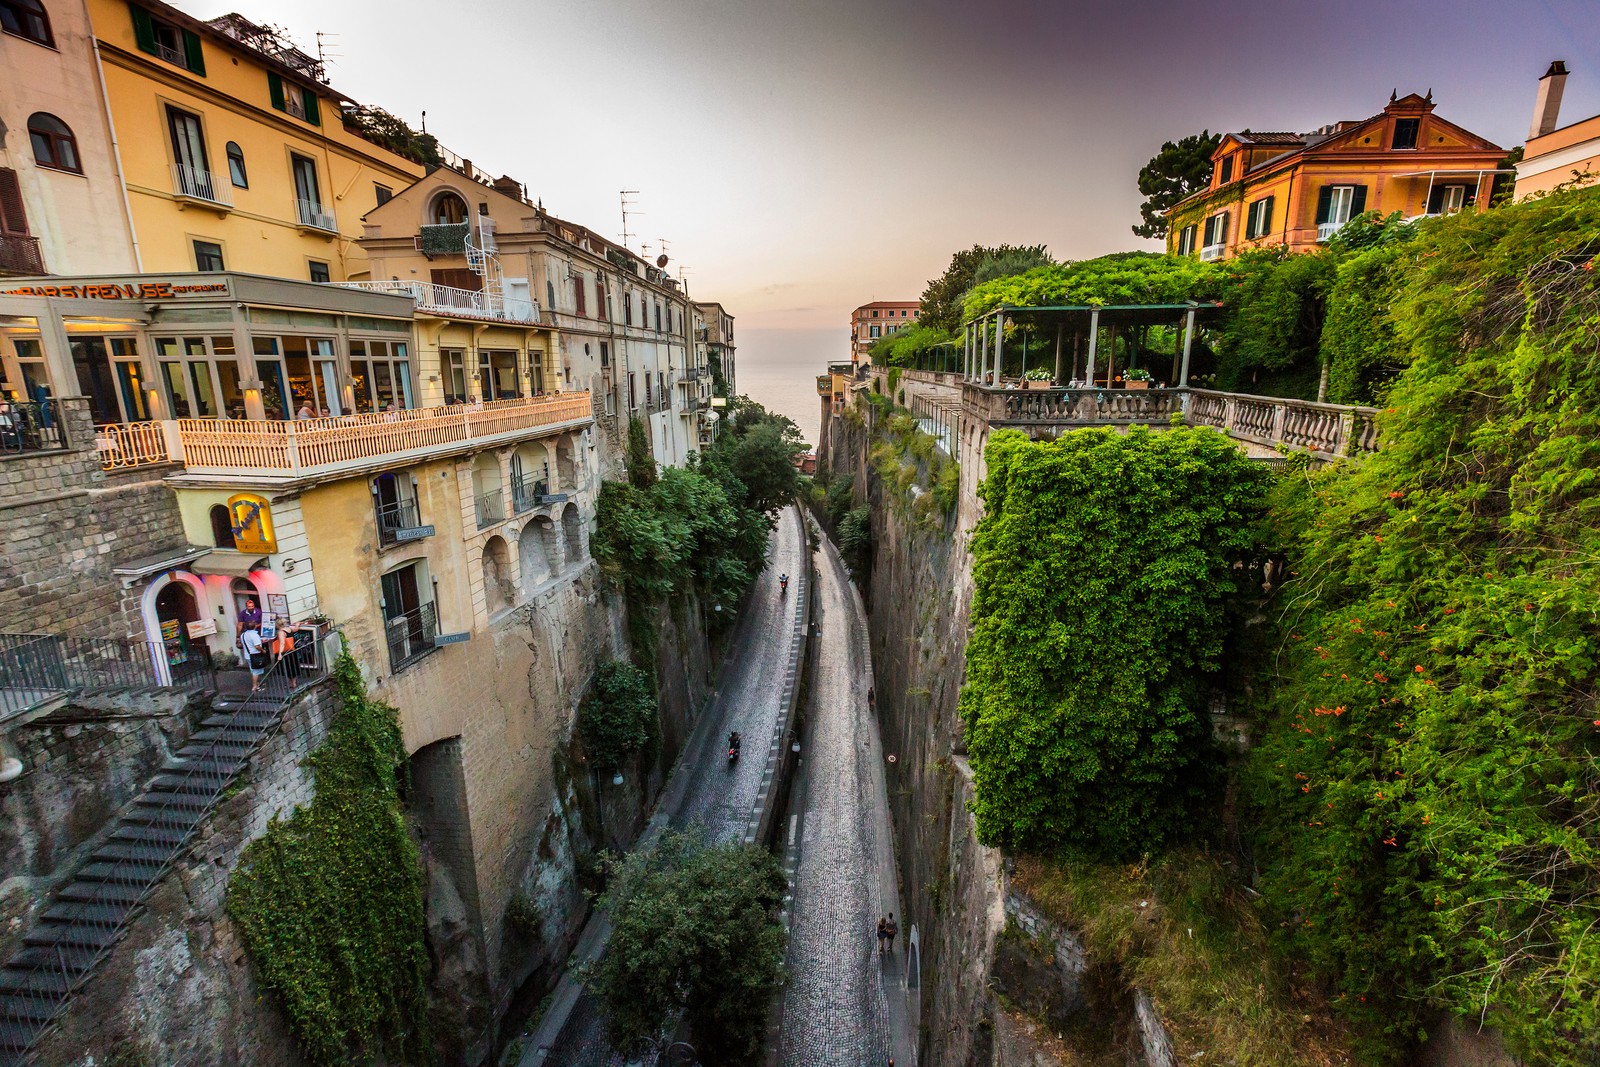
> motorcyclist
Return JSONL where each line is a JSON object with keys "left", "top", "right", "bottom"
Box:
{"left": 779, "top": 573, "right": 789, "bottom": 594}
{"left": 728, "top": 730, "right": 741, "bottom": 758}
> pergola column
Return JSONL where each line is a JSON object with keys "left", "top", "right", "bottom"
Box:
{"left": 1054, "top": 324, "right": 1063, "bottom": 384}
{"left": 994, "top": 312, "right": 1004, "bottom": 383}
{"left": 1083, "top": 309, "right": 1099, "bottom": 386}
{"left": 979, "top": 319, "right": 988, "bottom": 384}
{"left": 1178, "top": 306, "right": 1196, "bottom": 387}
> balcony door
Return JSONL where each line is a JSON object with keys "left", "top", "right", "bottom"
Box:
{"left": 70, "top": 337, "right": 119, "bottom": 424}
{"left": 166, "top": 106, "right": 212, "bottom": 199}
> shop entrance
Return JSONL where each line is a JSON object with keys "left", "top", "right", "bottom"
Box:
{"left": 155, "top": 579, "right": 205, "bottom": 671}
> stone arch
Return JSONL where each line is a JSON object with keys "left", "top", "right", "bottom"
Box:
{"left": 482, "top": 534, "right": 512, "bottom": 614}
{"left": 561, "top": 502, "right": 583, "bottom": 566}
{"left": 519, "top": 517, "right": 559, "bottom": 591}
{"left": 141, "top": 571, "right": 212, "bottom": 683}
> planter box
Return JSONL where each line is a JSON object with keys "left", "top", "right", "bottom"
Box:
{"left": 1125, "top": 380, "right": 1150, "bottom": 390}
{"left": 1024, "top": 379, "right": 1054, "bottom": 390}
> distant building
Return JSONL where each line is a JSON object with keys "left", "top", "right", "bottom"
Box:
{"left": 850, "top": 300, "right": 919, "bottom": 366}
{"left": 693, "top": 299, "right": 736, "bottom": 397}
{"left": 1166, "top": 92, "right": 1505, "bottom": 262}
{"left": 1517, "top": 62, "right": 1600, "bottom": 199}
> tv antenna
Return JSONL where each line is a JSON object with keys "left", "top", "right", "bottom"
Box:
{"left": 315, "top": 31, "right": 341, "bottom": 72}
{"left": 620, "top": 191, "right": 641, "bottom": 251}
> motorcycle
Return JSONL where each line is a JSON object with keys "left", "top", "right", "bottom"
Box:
{"left": 727, "top": 731, "right": 741, "bottom": 764}
{"left": 779, "top": 573, "right": 789, "bottom": 595}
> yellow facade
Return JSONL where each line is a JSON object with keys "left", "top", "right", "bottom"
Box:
{"left": 411, "top": 319, "right": 561, "bottom": 409}
{"left": 87, "top": 0, "right": 423, "bottom": 281}
{"left": 1167, "top": 94, "right": 1505, "bottom": 261}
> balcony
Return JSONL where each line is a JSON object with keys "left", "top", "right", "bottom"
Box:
{"left": 417, "top": 223, "right": 469, "bottom": 256}
{"left": 376, "top": 496, "right": 429, "bottom": 548}
{"left": 1199, "top": 244, "right": 1226, "bottom": 262}
{"left": 171, "top": 163, "right": 233, "bottom": 208}
{"left": 475, "top": 487, "right": 505, "bottom": 529}
{"left": 96, "top": 420, "right": 171, "bottom": 469}
{"left": 0, "top": 234, "right": 45, "bottom": 274}
{"left": 1317, "top": 221, "right": 1345, "bottom": 242}
{"left": 172, "top": 392, "right": 593, "bottom": 481}
{"left": 511, "top": 468, "right": 552, "bottom": 513}
{"left": 384, "top": 602, "right": 439, "bottom": 673}
{"left": 332, "top": 280, "right": 542, "bottom": 325}
{"left": 295, "top": 198, "right": 337, "bottom": 232}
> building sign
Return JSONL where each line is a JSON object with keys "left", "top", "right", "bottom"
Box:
{"left": 539, "top": 493, "right": 569, "bottom": 504}
{"left": 0, "top": 281, "right": 228, "bottom": 300}
{"left": 394, "top": 525, "right": 435, "bottom": 542}
{"left": 228, "top": 493, "right": 277, "bottom": 554}
{"left": 433, "top": 632, "right": 471, "bottom": 646}
{"left": 186, "top": 619, "right": 218, "bottom": 638}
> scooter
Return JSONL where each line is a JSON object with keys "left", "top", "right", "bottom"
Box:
{"left": 779, "top": 573, "right": 789, "bottom": 595}
{"left": 727, "top": 731, "right": 741, "bottom": 764}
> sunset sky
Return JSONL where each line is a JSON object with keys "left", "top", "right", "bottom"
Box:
{"left": 174, "top": 0, "right": 1600, "bottom": 332}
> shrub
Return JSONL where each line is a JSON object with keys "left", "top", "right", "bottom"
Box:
{"left": 578, "top": 660, "right": 659, "bottom": 771}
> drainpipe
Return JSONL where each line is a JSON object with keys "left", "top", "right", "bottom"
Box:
{"left": 93, "top": 39, "right": 143, "bottom": 271}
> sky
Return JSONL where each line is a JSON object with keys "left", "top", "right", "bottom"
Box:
{"left": 175, "top": 0, "right": 1600, "bottom": 339}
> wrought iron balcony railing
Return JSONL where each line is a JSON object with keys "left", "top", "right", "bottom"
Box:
{"left": 384, "top": 602, "right": 438, "bottom": 673}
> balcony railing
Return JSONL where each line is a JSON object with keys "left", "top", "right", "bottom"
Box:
{"left": 97, "top": 421, "right": 170, "bottom": 470}
{"left": 475, "top": 487, "right": 505, "bottom": 529}
{"left": 376, "top": 496, "right": 426, "bottom": 548}
{"left": 173, "top": 392, "right": 592, "bottom": 478}
{"left": 0, "top": 633, "right": 212, "bottom": 722}
{"left": 1, "top": 400, "right": 69, "bottom": 456}
{"left": 385, "top": 602, "right": 438, "bottom": 673}
{"left": 171, "top": 163, "right": 232, "bottom": 207}
{"left": 0, "top": 233, "right": 45, "bottom": 274}
{"left": 331, "top": 280, "right": 543, "bottom": 324}
{"left": 1317, "top": 221, "right": 1346, "bottom": 242}
{"left": 296, "top": 198, "right": 337, "bottom": 231}
{"left": 1199, "top": 243, "right": 1226, "bottom": 262}
{"left": 511, "top": 468, "right": 551, "bottom": 513}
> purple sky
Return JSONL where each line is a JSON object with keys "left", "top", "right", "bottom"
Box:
{"left": 177, "top": 0, "right": 1600, "bottom": 333}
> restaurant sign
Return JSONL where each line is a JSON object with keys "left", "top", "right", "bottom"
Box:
{"left": 0, "top": 281, "right": 229, "bottom": 300}
{"left": 228, "top": 493, "right": 277, "bottom": 555}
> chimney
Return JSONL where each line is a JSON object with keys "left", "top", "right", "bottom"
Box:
{"left": 492, "top": 175, "right": 524, "bottom": 202}
{"left": 1529, "top": 60, "right": 1569, "bottom": 140}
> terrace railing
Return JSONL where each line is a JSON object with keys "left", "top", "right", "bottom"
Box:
{"left": 384, "top": 602, "right": 439, "bottom": 673}
{"left": 96, "top": 422, "right": 170, "bottom": 470}
{"left": 0, "top": 633, "right": 213, "bottom": 724}
{"left": 0, "top": 400, "right": 71, "bottom": 456}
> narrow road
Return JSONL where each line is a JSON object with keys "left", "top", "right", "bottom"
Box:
{"left": 780, "top": 527, "right": 915, "bottom": 1066}
{"left": 523, "top": 507, "right": 807, "bottom": 1066}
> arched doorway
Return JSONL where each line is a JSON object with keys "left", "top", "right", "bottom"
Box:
{"left": 155, "top": 579, "right": 204, "bottom": 676}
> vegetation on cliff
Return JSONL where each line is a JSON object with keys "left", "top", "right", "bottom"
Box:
{"left": 578, "top": 660, "right": 659, "bottom": 771}
{"left": 586, "top": 831, "right": 786, "bottom": 1065}
{"left": 226, "top": 650, "right": 432, "bottom": 1067}
{"left": 959, "top": 424, "right": 1270, "bottom": 856}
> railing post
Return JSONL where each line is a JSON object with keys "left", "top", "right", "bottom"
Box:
{"left": 1270, "top": 401, "right": 1288, "bottom": 447}
{"left": 1222, "top": 395, "right": 1237, "bottom": 435}
{"left": 159, "top": 419, "right": 184, "bottom": 464}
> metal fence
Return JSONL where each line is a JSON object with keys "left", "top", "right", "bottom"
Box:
{"left": 0, "top": 633, "right": 213, "bottom": 723}
{"left": 0, "top": 400, "right": 69, "bottom": 456}
{"left": 384, "top": 602, "right": 439, "bottom": 673}
{"left": 376, "top": 496, "right": 426, "bottom": 547}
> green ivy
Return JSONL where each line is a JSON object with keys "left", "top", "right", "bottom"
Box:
{"left": 578, "top": 660, "right": 659, "bottom": 771}
{"left": 226, "top": 649, "right": 432, "bottom": 1067}
{"left": 959, "top": 426, "right": 1271, "bottom": 856}
{"left": 1246, "top": 186, "right": 1600, "bottom": 1063}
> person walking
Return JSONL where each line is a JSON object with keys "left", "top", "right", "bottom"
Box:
{"left": 273, "top": 625, "right": 300, "bottom": 690}
{"left": 886, "top": 913, "right": 899, "bottom": 955}
{"left": 876, "top": 917, "right": 888, "bottom": 956}
{"left": 240, "top": 625, "right": 267, "bottom": 693}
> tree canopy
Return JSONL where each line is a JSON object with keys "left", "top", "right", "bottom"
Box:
{"left": 918, "top": 244, "right": 1053, "bottom": 331}
{"left": 962, "top": 251, "right": 1221, "bottom": 321}
{"left": 1133, "top": 131, "right": 1222, "bottom": 239}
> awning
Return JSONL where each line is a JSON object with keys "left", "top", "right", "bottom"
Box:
{"left": 112, "top": 545, "right": 210, "bottom": 587}
{"left": 189, "top": 550, "right": 270, "bottom": 578}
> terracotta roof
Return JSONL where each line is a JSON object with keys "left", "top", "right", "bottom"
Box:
{"left": 1234, "top": 132, "right": 1306, "bottom": 146}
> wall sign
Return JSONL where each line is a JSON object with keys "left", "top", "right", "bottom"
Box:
{"left": 266, "top": 593, "right": 289, "bottom": 621}
{"left": 433, "top": 632, "right": 471, "bottom": 646}
{"left": 395, "top": 525, "right": 435, "bottom": 542}
{"left": 228, "top": 493, "right": 277, "bottom": 554}
{"left": 0, "top": 281, "right": 228, "bottom": 300}
{"left": 186, "top": 619, "right": 218, "bottom": 638}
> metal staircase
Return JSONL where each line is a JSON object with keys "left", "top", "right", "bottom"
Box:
{"left": 465, "top": 211, "right": 503, "bottom": 316}
{"left": 0, "top": 650, "right": 323, "bottom": 1065}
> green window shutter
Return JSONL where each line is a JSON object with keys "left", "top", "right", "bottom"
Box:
{"left": 1314, "top": 186, "right": 1333, "bottom": 225}
{"left": 1262, "top": 195, "right": 1275, "bottom": 235}
{"left": 182, "top": 29, "right": 205, "bottom": 75}
{"left": 1350, "top": 185, "right": 1368, "bottom": 216}
{"left": 268, "top": 72, "right": 286, "bottom": 112}
{"left": 303, "top": 89, "right": 321, "bottom": 126}
{"left": 130, "top": 4, "right": 157, "bottom": 54}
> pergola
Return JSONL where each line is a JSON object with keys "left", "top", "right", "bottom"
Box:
{"left": 960, "top": 302, "right": 1225, "bottom": 388}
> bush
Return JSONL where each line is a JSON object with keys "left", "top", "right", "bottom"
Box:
{"left": 578, "top": 660, "right": 659, "bottom": 771}
{"left": 959, "top": 426, "right": 1271, "bottom": 856}
{"left": 838, "top": 505, "right": 872, "bottom": 584}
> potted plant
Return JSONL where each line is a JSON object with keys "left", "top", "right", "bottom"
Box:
{"left": 1023, "top": 368, "right": 1054, "bottom": 390}
{"left": 1123, "top": 368, "right": 1153, "bottom": 391}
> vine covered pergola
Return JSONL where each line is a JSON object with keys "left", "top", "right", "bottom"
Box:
{"left": 960, "top": 302, "right": 1225, "bottom": 387}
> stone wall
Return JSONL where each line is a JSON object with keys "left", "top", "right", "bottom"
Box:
{"left": 28, "top": 676, "right": 342, "bottom": 1067}
{"left": 0, "top": 401, "right": 190, "bottom": 644}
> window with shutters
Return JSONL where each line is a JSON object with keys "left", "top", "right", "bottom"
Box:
{"left": 130, "top": 6, "right": 204, "bottom": 74}
{"left": 28, "top": 113, "right": 80, "bottom": 173}
{"left": 1202, "top": 212, "right": 1228, "bottom": 248}
{"left": 1391, "top": 118, "right": 1420, "bottom": 150}
{"left": 0, "top": 169, "right": 31, "bottom": 236}
{"left": 1245, "top": 196, "right": 1274, "bottom": 240}
{"left": 1176, "top": 224, "right": 1196, "bottom": 257}
{"left": 595, "top": 277, "right": 607, "bottom": 320}
{"left": 573, "top": 275, "right": 587, "bottom": 316}
{"left": 1, "top": 0, "right": 54, "bottom": 46}
{"left": 1218, "top": 156, "right": 1234, "bottom": 185}
{"left": 266, "top": 73, "right": 321, "bottom": 125}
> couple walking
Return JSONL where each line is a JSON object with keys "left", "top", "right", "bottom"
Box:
{"left": 876, "top": 913, "right": 898, "bottom": 956}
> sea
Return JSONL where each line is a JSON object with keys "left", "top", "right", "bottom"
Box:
{"left": 733, "top": 327, "right": 850, "bottom": 450}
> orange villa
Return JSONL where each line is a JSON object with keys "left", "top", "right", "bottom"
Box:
{"left": 1166, "top": 92, "right": 1507, "bottom": 261}
{"left": 849, "top": 300, "right": 919, "bottom": 366}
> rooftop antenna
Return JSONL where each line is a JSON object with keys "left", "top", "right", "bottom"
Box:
{"left": 420, "top": 109, "right": 427, "bottom": 135}
{"left": 620, "top": 190, "right": 640, "bottom": 251}
{"left": 678, "top": 265, "right": 692, "bottom": 296}
{"left": 314, "top": 31, "right": 340, "bottom": 76}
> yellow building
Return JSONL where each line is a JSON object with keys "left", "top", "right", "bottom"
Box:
{"left": 1166, "top": 93, "right": 1505, "bottom": 261}
{"left": 86, "top": 0, "right": 425, "bottom": 280}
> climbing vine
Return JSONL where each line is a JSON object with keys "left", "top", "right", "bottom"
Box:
{"left": 959, "top": 425, "right": 1271, "bottom": 857}
{"left": 226, "top": 649, "right": 432, "bottom": 1067}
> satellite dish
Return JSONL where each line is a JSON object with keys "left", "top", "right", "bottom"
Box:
{"left": 656, "top": 254, "right": 669, "bottom": 268}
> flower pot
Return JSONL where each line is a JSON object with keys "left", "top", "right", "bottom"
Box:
{"left": 1024, "top": 379, "right": 1054, "bottom": 390}
{"left": 1125, "top": 380, "right": 1149, "bottom": 390}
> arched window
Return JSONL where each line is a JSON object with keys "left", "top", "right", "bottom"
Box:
{"left": 225, "top": 141, "right": 247, "bottom": 187}
{"left": 28, "top": 113, "right": 80, "bottom": 173}
{"left": 431, "top": 191, "right": 468, "bottom": 225}
{"left": 1, "top": 0, "right": 54, "bottom": 46}
{"left": 209, "top": 503, "right": 237, "bottom": 548}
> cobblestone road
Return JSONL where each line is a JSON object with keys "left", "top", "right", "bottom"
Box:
{"left": 780, "top": 528, "right": 912, "bottom": 1066}
{"left": 528, "top": 509, "right": 807, "bottom": 1067}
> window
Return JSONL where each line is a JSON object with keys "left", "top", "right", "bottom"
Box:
{"left": 1245, "top": 195, "right": 1275, "bottom": 240}
{"left": 350, "top": 340, "right": 414, "bottom": 413}
{"left": 291, "top": 154, "right": 329, "bottom": 227}
{"left": 595, "top": 277, "right": 607, "bottom": 320}
{"left": 1428, "top": 184, "right": 1470, "bottom": 215}
{"left": 479, "top": 350, "right": 520, "bottom": 399}
{"left": 155, "top": 335, "right": 244, "bottom": 418}
{"left": 267, "top": 73, "right": 320, "bottom": 125}
{"left": 623, "top": 292, "right": 632, "bottom": 326}
{"left": 381, "top": 561, "right": 437, "bottom": 672}
{"left": 628, "top": 371, "right": 637, "bottom": 411}
{"left": 442, "top": 348, "right": 469, "bottom": 403}
{"left": 1315, "top": 184, "right": 1366, "bottom": 235}
{"left": 225, "top": 141, "right": 247, "bottom": 188}
{"left": 1202, "top": 212, "right": 1228, "bottom": 252}
{"left": 209, "top": 504, "right": 237, "bottom": 549}
{"left": 193, "top": 240, "right": 224, "bottom": 272}
{"left": 374, "top": 183, "right": 392, "bottom": 206}
{"left": 1, "top": 0, "right": 53, "bottom": 46}
{"left": 0, "top": 168, "right": 31, "bottom": 238}
{"left": 373, "top": 472, "right": 423, "bottom": 547}
{"left": 572, "top": 275, "right": 587, "bottom": 316}
{"left": 165, "top": 106, "right": 216, "bottom": 198}
{"left": 1218, "top": 156, "right": 1233, "bottom": 185}
{"left": 1176, "top": 224, "right": 1196, "bottom": 257}
{"left": 871, "top": 309, "right": 880, "bottom": 318}
{"left": 869, "top": 324, "right": 881, "bottom": 338}
{"left": 28, "top": 113, "right": 79, "bottom": 173}
{"left": 431, "top": 191, "right": 468, "bottom": 225}
{"left": 308, "top": 260, "right": 330, "bottom": 283}
{"left": 130, "top": 6, "right": 205, "bottom": 74}
{"left": 1391, "top": 117, "right": 1420, "bottom": 150}
{"left": 654, "top": 302, "right": 662, "bottom": 332}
